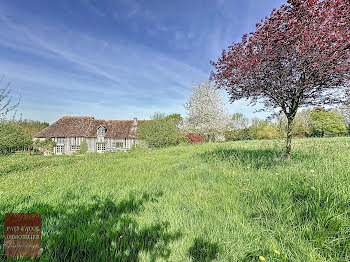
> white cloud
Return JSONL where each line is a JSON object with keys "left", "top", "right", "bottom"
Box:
{"left": 0, "top": 12, "right": 208, "bottom": 122}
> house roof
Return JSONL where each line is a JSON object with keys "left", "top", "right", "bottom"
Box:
{"left": 34, "top": 116, "right": 147, "bottom": 138}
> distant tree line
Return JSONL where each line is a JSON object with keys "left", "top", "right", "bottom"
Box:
{"left": 224, "top": 107, "right": 349, "bottom": 142}
{"left": 8, "top": 119, "right": 49, "bottom": 138}
{"left": 0, "top": 120, "right": 49, "bottom": 155}
{"left": 137, "top": 81, "right": 350, "bottom": 149}
{"left": 137, "top": 105, "right": 349, "bottom": 149}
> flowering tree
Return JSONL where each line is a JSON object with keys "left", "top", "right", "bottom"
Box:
{"left": 211, "top": 0, "right": 349, "bottom": 157}
{"left": 182, "top": 81, "right": 231, "bottom": 141}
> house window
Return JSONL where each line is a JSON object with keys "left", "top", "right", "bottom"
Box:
{"left": 57, "top": 137, "right": 65, "bottom": 144}
{"left": 70, "top": 145, "right": 80, "bottom": 151}
{"left": 112, "top": 142, "right": 124, "bottom": 148}
{"left": 56, "top": 145, "right": 64, "bottom": 154}
{"left": 97, "top": 143, "right": 105, "bottom": 151}
{"left": 97, "top": 126, "right": 105, "bottom": 136}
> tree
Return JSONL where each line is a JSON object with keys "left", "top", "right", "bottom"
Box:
{"left": 137, "top": 113, "right": 182, "bottom": 148}
{"left": 182, "top": 81, "right": 231, "bottom": 141}
{"left": 309, "top": 108, "right": 347, "bottom": 137}
{"left": 0, "top": 75, "right": 20, "bottom": 122}
{"left": 9, "top": 119, "right": 49, "bottom": 138}
{"left": 231, "top": 113, "right": 249, "bottom": 129}
{"left": 224, "top": 113, "right": 250, "bottom": 141}
{"left": 164, "top": 114, "right": 183, "bottom": 126}
{"left": 0, "top": 123, "right": 32, "bottom": 155}
{"left": 211, "top": 0, "right": 349, "bottom": 157}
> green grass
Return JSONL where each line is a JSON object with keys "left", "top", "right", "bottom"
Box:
{"left": 1, "top": 137, "right": 350, "bottom": 261}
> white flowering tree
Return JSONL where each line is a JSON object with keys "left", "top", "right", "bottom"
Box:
{"left": 182, "top": 81, "right": 231, "bottom": 141}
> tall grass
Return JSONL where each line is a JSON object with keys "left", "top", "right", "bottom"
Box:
{"left": 0, "top": 137, "right": 349, "bottom": 261}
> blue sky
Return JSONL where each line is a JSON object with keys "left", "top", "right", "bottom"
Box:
{"left": 1, "top": 0, "right": 285, "bottom": 123}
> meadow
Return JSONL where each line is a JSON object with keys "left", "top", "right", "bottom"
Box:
{"left": 0, "top": 137, "right": 349, "bottom": 261}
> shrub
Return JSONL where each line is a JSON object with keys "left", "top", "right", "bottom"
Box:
{"left": 137, "top": 113, "right": 182, "bottom": 148}
{"left": 0, "top": 123, "right": 32, "bottom": 155}
{"left": 248, "top": 120, "right": 279, "bottom": 140}
{"left": 78, "top": 139, "right": 88, "bottom": 154}
{"left": 186, "top": 133, "right": 203, "bottom": 144}
{"left": 224, "top": 128, "right": 251, "bottom": 141}
{"left": 33, "top": 138, "right": 56, "bottom": 155}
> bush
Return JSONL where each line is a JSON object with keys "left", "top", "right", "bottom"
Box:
{"left": 0, "top": 123, "right": 32, "bottom": 155}
{"left": 248, "top": 120, "right": 279, "bottom": 140}
{"left": 137, "top": 113, "right": 182, "bottom": 148}
{"left": 33, "top": 138, "right": 56, "bottom": 155}
{"left": 224, "top": 128, "right": 251, "bottom": 141}
{"left": 186, "top": 133, "right": 203, "bottom": 144}
{"left": 78, "top": 139, "right": 88, "bottom": 154}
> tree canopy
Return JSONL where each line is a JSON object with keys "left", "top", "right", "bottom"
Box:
{"left": 211, "top": 0, "right": 349, "bottom": 156}
{"left": 309, "top": 108, "right": 347, "bottom": 137}
{"left": 137, "top": 113, "right": 182, "bottom": 148}
{"left": 0, "top": 123, "right": 32, "bottom": 155}
{"left": 182, "top": 81, "right": 231, "bottom": 141}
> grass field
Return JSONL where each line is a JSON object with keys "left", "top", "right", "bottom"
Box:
{"left": 1, "top": 137, "right": 350, "bottom": 261}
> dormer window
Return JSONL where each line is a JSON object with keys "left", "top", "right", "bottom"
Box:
{"left": 97, "top": 126, "right": 105, "bottom": 136}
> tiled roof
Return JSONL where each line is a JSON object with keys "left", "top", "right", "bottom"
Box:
{"left": 34, "top": 116, "right": 146, "bottom": 138}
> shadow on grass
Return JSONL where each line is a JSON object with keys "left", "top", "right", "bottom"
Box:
{"left": 1, "top": 192, "right": 182, "bottom": 261}
{"left": 238, "top": 249, "right": 272, "bottom": 262}
{"left": 188, "top": 237, "right": 219, "bottom": 262}
{"left": 200, "top": 148, "right": 306, "bottom": 169}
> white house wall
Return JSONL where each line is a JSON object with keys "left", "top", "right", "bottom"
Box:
{"left": 52, "top": 137, "right": 137, "bottom": 154}
{"left": 86, "top": 138, "right": 96, "bottom": 152}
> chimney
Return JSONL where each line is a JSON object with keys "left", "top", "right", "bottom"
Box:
{"left": 133, "top": 117, "right": 138, "bottom": 125}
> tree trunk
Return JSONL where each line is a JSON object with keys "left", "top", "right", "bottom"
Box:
{"left": 285, "top": 117, "right": 293, "bottom": 158}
